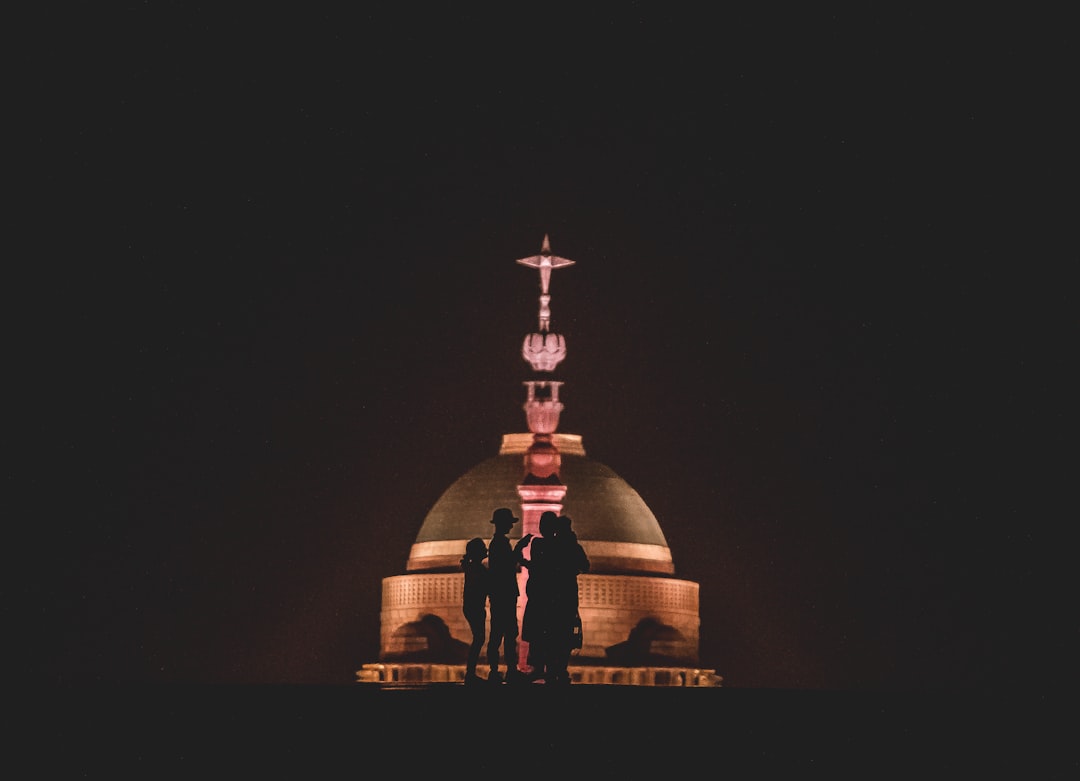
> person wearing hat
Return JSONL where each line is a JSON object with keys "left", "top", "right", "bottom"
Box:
{"left": 485, "top": 507, "right": 526, "bottom": 684}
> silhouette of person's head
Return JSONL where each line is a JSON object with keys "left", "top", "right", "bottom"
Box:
{"left": 557, "top": 514, "right": 573, "bottom": 536}
{"left": 489, "top": 507, "right": 518, "bottom": 534}
{"left": 464, "top": 537, "right": 487, "bottom": 562}
{"left": 539, "top": 510, "right": 558, "bottom": 537}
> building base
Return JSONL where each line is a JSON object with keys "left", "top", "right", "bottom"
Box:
{"left": 356, "top": 662, "right": 722, "bottom": 687}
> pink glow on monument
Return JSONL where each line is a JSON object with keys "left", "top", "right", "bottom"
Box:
{"left": 514, "top": 235, "right": 577, "bottom": 676}
{"left": 522, "top": 332, "right": 567, "bottom": 371}
{"left": 523, "top": 381, "right": 563, "bottom": 433}
{"left": 517, "top": 235, "right": 574, "bottom": 372}
{"left": 524, "top": 438, "right": 561, "bottom": 479}
{"left": 515, "top": 234, "right": 576, "bottom": 298}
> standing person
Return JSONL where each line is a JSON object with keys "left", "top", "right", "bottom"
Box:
{"left": 460, "top": 537, "right": 489, "bottom": 685}
{"left": 486, "top": 507, "right": 526, "bottom": 684}
{"left": 547, "top": 514, "right": 590, "bottom": 685}
{"left": 519, "top": 510, "right": 558, "bottom": 682}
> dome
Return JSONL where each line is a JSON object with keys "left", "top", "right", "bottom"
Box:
{"left": 382, "top": 433, "right": 703, "bottom": 674}
{"left": 405, "top": 434, "right": 675, "bottom": 576}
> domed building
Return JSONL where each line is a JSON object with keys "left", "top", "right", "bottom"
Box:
{"left": 357, "top": 237, "right": 721, "bottom": 686}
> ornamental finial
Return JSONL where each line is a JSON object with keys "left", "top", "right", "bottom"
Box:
{"left": 515, "top": 235, "right": 575, "bottom": 331}
{"left": 517, "top": 234, "right": 574, "bottom": 372}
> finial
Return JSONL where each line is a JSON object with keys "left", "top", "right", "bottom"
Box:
{"left": 516, "top": 235, "right": 575, "bottom": 299}
{"left": 518, "top": 235, "right": 574, "bottom": 371}
{"left": 516, "top": 235, "right": 575, "bottom": 333}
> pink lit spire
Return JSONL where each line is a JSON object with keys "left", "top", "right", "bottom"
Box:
{"left": 517, "top": 234, "right": 575, "bottom": 371}
{"left": 515, "top": 233, "right": 574, "bottom": 521}
{"left": 514, "top": 236, "right": 576, "bottom": 674}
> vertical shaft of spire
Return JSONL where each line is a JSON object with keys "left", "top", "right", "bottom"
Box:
{"left": 514, "top": 235, "right": 577, "bottom": 674}
{"left": 516, "top": 235, "right": 575, "bottom": 466}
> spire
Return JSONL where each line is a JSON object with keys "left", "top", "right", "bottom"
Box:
{"left": 515, "top": 235, "right": 575, "bottom": 669}
{"left": 516, "top": 234, "right": 576, "bottom": 333}
{"left": 518, "top": 235, "right": 574, "bottom": 371}
{"left": 516, "top": 232, "right": 574, "bottom": 485}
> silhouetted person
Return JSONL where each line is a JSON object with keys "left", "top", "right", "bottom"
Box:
{"left": 519, "top": 510, "right": 558, "bottom": 681}
{"left": 547, "top": 514, "right": 589, "bottom": 685}
{"left": 486, "top": 507, "right": 526, "bottom": 684}
{"left": 460, "top": 537, "right": 489, "bottom": 685}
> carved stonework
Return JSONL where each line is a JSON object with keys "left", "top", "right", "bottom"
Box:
{"left": 522, "top": 332, "right": 567, "bottom": 372}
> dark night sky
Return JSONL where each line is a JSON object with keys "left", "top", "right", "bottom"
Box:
{"left": 20, "top": 7, "right": 1070, "bottom": 692}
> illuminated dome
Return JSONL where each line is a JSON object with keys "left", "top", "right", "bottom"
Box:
{"left": 407, "top": 433, "right": 674, "bottom": 576}
{"left": 373, "top": 432, "right": 707, "bottom": 677}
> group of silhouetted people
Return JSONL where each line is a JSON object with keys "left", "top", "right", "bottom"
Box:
{"left": 460, "top": 507, "right": 589, "bottom": 685}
